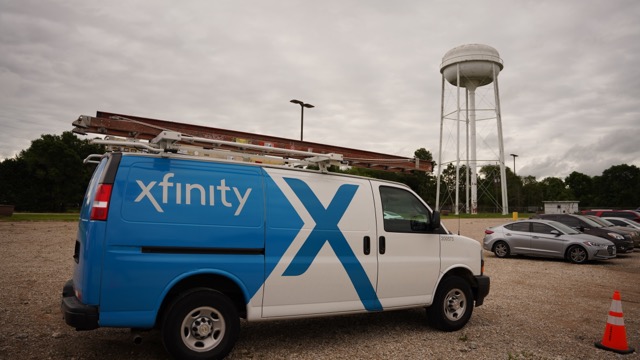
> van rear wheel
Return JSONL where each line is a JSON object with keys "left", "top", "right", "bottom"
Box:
{"left": 162, "top": 288, "right": 239, "bottom": 360}
{"left": 426, "top": 276, "right": 473, "bottom": 331}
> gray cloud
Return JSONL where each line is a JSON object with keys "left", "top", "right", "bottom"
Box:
{"left": 1, "top": 0, "right": 638, "bottom": 179}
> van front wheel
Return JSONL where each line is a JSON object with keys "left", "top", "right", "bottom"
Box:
{"left": 426, "top": 276, "right": 473, "bottom": 331}
{"left": 162, "top": 288, "right": 239, "bottom": 360}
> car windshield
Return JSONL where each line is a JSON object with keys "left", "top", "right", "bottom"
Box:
{"left": 595, "top": 217, "right": 615, "bottom": 226}
{"left": 549, "top": 221, "right": 580, "bottom": 234}
{"left": 607, "top": 218, "right": 640, "bottom": 228}
{"left": 577, "top": 215, "right": 603, "bottom": 228}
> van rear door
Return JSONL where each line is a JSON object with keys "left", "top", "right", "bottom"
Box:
{"left": 74, "top": 153, "right": 121, "bottom": 306}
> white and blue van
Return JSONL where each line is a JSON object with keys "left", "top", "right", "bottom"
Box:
{"left": 61, "top": 136, "right": 489, "bottom": 360}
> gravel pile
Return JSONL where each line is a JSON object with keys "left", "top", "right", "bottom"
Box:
{"left": 0, "top": 220, "right": 638, "bottom": 359}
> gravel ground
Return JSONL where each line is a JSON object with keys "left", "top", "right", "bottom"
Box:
{"left": 0, "top": 219, "right": 638, "bottom": 360}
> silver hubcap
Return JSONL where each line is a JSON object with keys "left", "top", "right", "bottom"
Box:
{"left": 443, "top": 288, "right": 467, "bottom": 321}
{"left": 495, "top": 243, "right": 508, "bottom": 257}
{"left": 570, "top": 247, "right": 586, "bottom": 263}
{"left": 181, "top": 306, "right": 225, "bottom": 352}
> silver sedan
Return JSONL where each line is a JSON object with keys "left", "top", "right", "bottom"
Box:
{"left": 483, "top": 219, "right": 616, "bottom": 264}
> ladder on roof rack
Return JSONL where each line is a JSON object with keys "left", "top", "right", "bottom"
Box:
{"left": 72, "top": 111, "right": 433, "bottom": 173}
{"left": 93, "top": 130, "right": 344, "bottom": 172}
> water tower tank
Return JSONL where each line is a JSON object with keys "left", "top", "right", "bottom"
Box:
{"left": 440, "top": 44, "right": 503, "bottom": 88}
{"left": 435, "top": 43, "right": 508, "bottom": 216}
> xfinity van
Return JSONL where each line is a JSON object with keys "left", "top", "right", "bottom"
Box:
{"left": 62, "top": 132, "right": 489, "bottom": 360}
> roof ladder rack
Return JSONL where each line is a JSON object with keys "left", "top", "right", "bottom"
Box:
{"left": 73, "top": 112, "right": 433, "bottom": 173}
{"left": 93, "top": 130, "right": 344, "bottom": 172}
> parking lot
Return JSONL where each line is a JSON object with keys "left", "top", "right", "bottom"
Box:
{"left": 0, "top": 219, "right": 638, "bottom": 359}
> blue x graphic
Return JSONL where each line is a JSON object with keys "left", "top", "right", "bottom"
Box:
{"left": 282, "top": 178, "right": 382, "bottom": 311}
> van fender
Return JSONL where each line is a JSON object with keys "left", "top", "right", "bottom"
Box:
{"left": 434, "top": 264, "right": 484, "bottom": 306}
{"left": 154, "top": 269, "right": 254, "bottom": 322}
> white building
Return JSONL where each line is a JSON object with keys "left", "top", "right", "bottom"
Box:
{"left": 543, "top": 201, "right": 580, "bottom": 214}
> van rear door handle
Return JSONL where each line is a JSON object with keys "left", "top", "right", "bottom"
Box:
{"left": 379, "top": 236, "right": 386, "bottom": 254}
{"left": 363, "top": 236, "right": 370, "bottom": 255}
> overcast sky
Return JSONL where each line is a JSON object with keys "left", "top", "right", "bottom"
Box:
{"left": 1, "top": 0, "right": 638, "bottom": 179}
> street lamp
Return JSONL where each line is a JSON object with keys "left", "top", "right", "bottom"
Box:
{"left": 510, "top": 153, "right": 518, "bottom": 176}
{"left": 290, "top": 99, "right": 314, "bottom": 141}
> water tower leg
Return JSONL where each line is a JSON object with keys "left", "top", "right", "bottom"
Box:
{"left": 469, "top": 86, "right": 478, "bottom": 215}
{"left": 494, "top": 65, "right": 509, "bottom": 215}
{"left": 465, "top": 90, "right": 470, "bottom": 214}
{"left": 436, "top": 75, "right": 445, "bottom": 212}
{"left": 455, "top": 65, "right": 461, "bottom": 215}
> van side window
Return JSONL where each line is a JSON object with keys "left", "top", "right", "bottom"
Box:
{"left": 380, "top": 186, "right": 431, "bottom": 233}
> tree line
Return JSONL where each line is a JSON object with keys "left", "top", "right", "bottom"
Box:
{"left": 434, "top": 162, "right": 640, "bottom": 213}
{"left": 0, "top": 132, "right": 104, "bottom": 212}
{"left": 1, "top": 133, "right": 638, "bottom": 213}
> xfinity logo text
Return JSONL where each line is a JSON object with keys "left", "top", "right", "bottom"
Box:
{"left": 135, "top": 173, "right": 252, "bottom": 215}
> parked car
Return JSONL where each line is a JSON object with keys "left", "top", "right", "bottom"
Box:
{"left": 603, "top": 217, "right": 640, "bottom": 231}
{"left": 601, "top": 217, "right": 640, "bottom": 247}
{"left": 583, "top": 215, "right": 640, "bottom": 246}
{"left": 532, "top": 214, "right": 635, "bottom": 254}
{"left": 483, "top": 219, "right": 616, "bottom": 264}
{"left": 581, "top": 209, "right": 640, "bottom": 223}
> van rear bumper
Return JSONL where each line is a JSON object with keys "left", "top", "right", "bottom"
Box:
{"left": 473, "top": 275, "right": 490, "bottom": 306}
{"left": 61, "top": 280, "right": 99, "bottom": 330}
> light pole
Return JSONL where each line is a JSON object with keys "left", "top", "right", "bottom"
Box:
{"left": 510, "top": 153, "right": 518, "bottom": 176}
{"left": 290, "top": 99, "right": 314, "bottom": 141}
{"left": 510, "top": 153, "right": 519, "bottom": 214}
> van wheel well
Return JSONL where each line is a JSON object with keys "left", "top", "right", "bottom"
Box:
{"left": 440, "top": 268, "right": 477, "bottom": 300}
{"left": 157, "top": 274, "right": 246, "bottom": 328}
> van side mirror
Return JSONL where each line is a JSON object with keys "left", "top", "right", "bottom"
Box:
{"left": 430, "top": 211, "right": 441, "bottom": 231}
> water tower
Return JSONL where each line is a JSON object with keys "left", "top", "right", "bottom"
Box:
{"left": 436, "top": 44, "right": 508, "bottom": 215}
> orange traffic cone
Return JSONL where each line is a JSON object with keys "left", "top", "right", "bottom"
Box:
{"left": 595, "top": 290, "right": 635, "bottom": 354}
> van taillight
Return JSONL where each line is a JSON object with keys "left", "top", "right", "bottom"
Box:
{"left": 90, "top": 184, "right": 113, "bottom": 220}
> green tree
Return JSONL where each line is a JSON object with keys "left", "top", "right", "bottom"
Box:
{"left": 477, "top": 164, "right": 504, "bottom": 212}
{"left": 521, "top": 175, "right": 543, "bottom": 212}
{"left": 564, "top": 171, "right": 593, "bottom": 207}
{"left": 540, "top": 177, "right": 572, "bottom": 201}
{"left": 0, "top": 132, "right": 104, "bottom": 212}
{"left": 596, "top": 164, "right": 640, "bottom": 207}
{"left": 0, "top": 157, "right": 29, "bottom": 206}
{"left": 414, "top": 148, "right": 433, "bottom": 163}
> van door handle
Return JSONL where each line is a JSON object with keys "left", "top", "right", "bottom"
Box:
{"left": 363, "top": 236, "right": 370, "bottom": 255}
{"left": 379, "top": 236, "right": 386, "bottom": 254}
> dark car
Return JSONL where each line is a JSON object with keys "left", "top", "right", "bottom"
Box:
{"left": 585, "top": 215, "right": 640, "bottom": 248}
{"left": 582, "top": 209, "right": 640, "bottom": 223}
{"left": 532, "top": 214, "right": 635, "bottom": 254}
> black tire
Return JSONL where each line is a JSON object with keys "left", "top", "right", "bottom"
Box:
{"left": 493, "top": 241, "right": 510, "bottom": 258}
{"left": 162, "top": 288, "right": 239, "bottom": 360}
{"left": 566, "top": 245, "right": 588, "bottom": 264}
{"left": 426, "top": 276, "right": 474, "bottom": 331}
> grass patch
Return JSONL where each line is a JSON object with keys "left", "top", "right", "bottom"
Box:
{"left": 0, "top": 213, "right": 80, "bottom": 222}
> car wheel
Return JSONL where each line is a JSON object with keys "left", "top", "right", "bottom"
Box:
{"left": 493, "top": 241, "right": 510, "bottom": 258}
{"left": 162, "top": 288, "right": 239, "bottom": 360}
{"left": 426, "top": 276, "right": 473, "bottom": 331}
{"left": 567, "top": 245, "right": 588, "bottom": 264}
